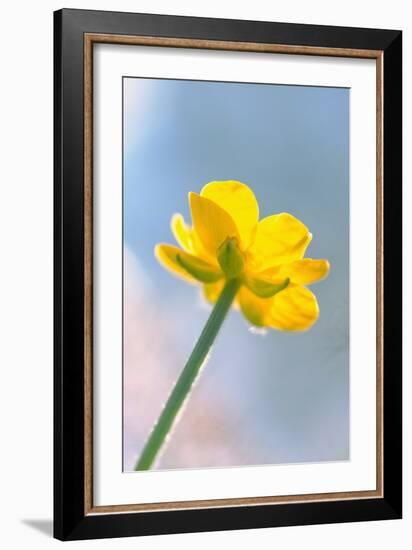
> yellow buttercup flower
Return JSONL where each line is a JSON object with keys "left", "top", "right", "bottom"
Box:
{"left": 138, "top": 181, "right": 330, "bottom": 470}
{"left": 155, "top": 181, "right": 329, "bottom": 331}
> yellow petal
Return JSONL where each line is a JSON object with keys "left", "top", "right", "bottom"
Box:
{"left": 238, "top": 284, "right": 319, "bottom": 331}
{"left": 276, "top": 259, "right": 330, "bottom": 285}
{"left": 171, "top": 213, "right": 217, "bottom": 265}
{"left": 189, "top": 192, "right": 240, "bottom": 257}
{"left": 202, "top": 280, "right": 225, "bottom": 304}
{"left": 249, "top": 213, "right": 312, "bottom": 270}
{"left": 269, "top": 285, "right": 319, "bottom": 331}
{"left": 155, "top": 244, "right": 221, "bottom": 284}
{"left": 171, "top": 213, "right": 193, "bottom": 252}
{"left": 201, "top": 181, "right": 259, "bottom": 248}
{"left": 238, "top": 286, "right": 271, "bottom": 327}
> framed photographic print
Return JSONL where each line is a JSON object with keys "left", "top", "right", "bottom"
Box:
{"left": 54, "top": 8, "right": 402, "bottom": 541}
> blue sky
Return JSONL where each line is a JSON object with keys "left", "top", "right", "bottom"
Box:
{"left": 123, "top": 77, "right": 349, "bottom": 471}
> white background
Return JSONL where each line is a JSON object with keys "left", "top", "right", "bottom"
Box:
{"left": 95, "top": 45, "right": 376, "bottom": 505}
{"left": 0, "top": 1, "right": 408, "bottom": 548}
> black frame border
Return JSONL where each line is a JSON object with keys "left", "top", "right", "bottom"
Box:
{"left": 54, "top": 8, "right": 402, "bottom": 541}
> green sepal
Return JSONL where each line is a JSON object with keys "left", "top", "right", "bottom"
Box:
{"left": 245, "top": 276, "right": 290, "bottom": 298}
{"left": 217, "top": 237, "right": 245, "bottom": 279}
{"left": 176, "top": 253, "right": 222, "bottom": 283}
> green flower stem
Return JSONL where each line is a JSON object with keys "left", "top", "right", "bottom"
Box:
{"left": 134, "top": 277, "right": 241, "bottom": 471}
